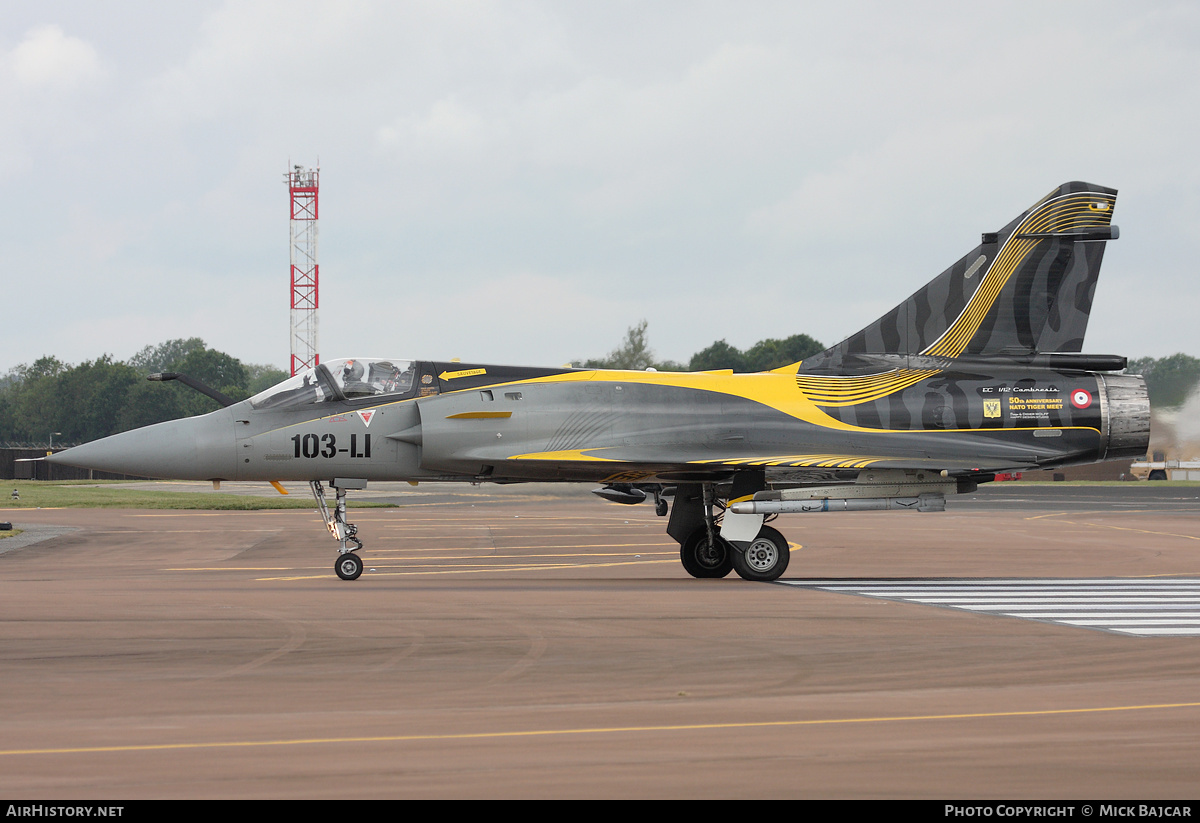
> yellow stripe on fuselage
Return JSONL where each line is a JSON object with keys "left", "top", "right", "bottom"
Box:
{"left": 794, "top": 368, "right": 938, "bottom": 406}
{"left": 690, "top": 453, "right": 884, "bottom": 468}
{"left": 509, "top": 448, "right": 620, "bottom": 462}
{"left": 446, "top": 411, "right": 513, "bottom": 419}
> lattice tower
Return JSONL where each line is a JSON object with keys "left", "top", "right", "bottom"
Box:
{"left": 286, "top": 164, "right": 319, "bottom": 375}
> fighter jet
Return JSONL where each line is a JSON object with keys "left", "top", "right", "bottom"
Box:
{"left": 47, "top": 181, "right": 1150, "bottom": 581}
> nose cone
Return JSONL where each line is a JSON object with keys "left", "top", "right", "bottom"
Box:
{"left": 46, "top": 408, "right": 238, "bottom": 481}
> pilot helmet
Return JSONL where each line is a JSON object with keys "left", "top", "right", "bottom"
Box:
{"left": 342, "top": 359, "right": 364, "bottom": 382}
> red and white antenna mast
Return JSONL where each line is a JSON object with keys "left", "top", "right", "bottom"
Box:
{"left": 286, "top": 163, "right": 319, "bottom": 376}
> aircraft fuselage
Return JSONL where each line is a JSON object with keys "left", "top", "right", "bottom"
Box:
{"left": 75, "top": 359, "right": 1145, "bottom": 487}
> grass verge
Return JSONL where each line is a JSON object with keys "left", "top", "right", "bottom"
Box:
{"left": 0, "top": 481, "right": 391, "bottom": 510}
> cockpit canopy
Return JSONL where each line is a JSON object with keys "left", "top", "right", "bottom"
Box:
{"left": 249, "top": 358, "right": 418, "bottom": 410}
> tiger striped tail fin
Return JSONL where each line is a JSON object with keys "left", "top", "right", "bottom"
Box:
{"left": 799, "top": 182, "right": 1118, "bottom": 374}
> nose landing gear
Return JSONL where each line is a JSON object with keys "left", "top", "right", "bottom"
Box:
{"left": 310, "top": 480, "right": 365, "bottom": 580}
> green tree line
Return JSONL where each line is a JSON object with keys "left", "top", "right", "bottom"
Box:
{"left": 0, "top": 339, "right": 287, "bottom": 446}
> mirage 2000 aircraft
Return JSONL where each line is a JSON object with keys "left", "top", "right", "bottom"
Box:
{"left": 47, "top": 181, "right": 1150, "bottom": 582}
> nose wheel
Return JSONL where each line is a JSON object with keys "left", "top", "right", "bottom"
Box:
{"left": 335, "top": 552, "right": 364, "bottom": 581}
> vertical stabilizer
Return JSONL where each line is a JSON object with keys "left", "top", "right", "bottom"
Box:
{"left": 799, "top": 182, "right": 1118, "bottom": 373}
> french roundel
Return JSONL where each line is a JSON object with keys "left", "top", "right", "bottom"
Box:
{"left": 1070, "top": 389, "right": 1092, "bottom": 409}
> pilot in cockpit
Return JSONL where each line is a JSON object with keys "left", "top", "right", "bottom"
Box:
{"left": 340, "top": 359, "right": 375, "bottom": 398}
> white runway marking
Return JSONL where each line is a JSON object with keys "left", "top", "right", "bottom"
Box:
{"left": 780, "top": 578, "right": 1200, "bottom": 636}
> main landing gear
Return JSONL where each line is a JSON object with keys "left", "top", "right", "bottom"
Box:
{"left": 731, "top": 525, "right": 789, "bottom": 582}
{"left": 668, "top": 478, "right": 791, "bottom": 582}
{"left": 310, "top": 480, "right": 364, "bottom": 581}
{"left": 680, "top": 527, "right": 734, "bottom": 578}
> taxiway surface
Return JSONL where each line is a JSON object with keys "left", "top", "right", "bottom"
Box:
{"left": 2, "top": 484, "right": 1199, "bottom": 798}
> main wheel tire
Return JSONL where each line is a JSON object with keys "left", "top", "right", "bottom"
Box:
{"left": 731, "top": 525, "right": 789, "bottom": 581}
{"left": 1148, "top": 469, "right": 1168, "bottom": 481}
{"left": 335, "top": 553, "right": 364, "bottom": 581}
{"left": 680, "top": 527, "right": 734, "bottom": 578}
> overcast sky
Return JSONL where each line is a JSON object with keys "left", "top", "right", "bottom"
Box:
{"left": 2, "top": 1, "right": 1197, "bottom": 375}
